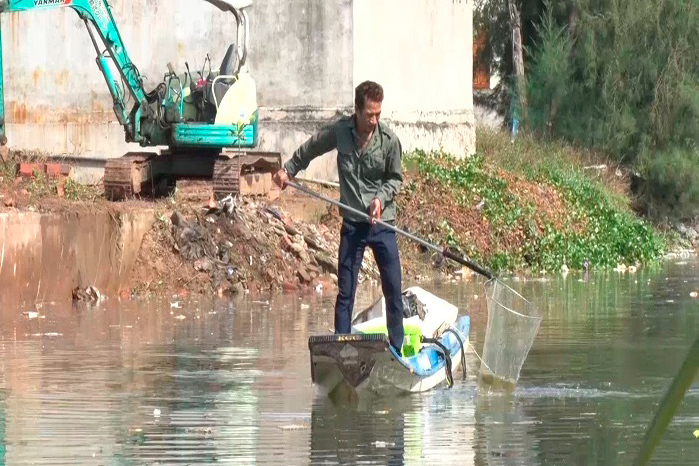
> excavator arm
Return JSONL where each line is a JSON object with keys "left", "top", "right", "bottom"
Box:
{"left": 0, "top": 0, "right": 153, "bottom": 143}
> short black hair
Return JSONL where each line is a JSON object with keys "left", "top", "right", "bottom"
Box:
{"left": 355, "top": 81, "right": 384, "bottom": 110}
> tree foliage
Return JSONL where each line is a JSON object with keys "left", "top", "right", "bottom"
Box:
{"left": 477, "top": 0, "right": 699, "bottom": 220}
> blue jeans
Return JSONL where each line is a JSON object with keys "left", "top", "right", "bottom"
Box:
{"left": 334, "top": 220, "right": 404, "bottom": 355}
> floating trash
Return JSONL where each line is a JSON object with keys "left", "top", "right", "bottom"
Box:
{"left": 277, "top": 424, "right": 309, "bottom": 431}
{"left": 373, "top": 441, "right": 396, "bottom": 448}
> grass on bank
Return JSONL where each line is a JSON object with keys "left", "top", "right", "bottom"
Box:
{"left": 0, "top": 150, "right": 101, "bottom": 203}
{"left": 399, "top": 128, "right": 667, "bottom": 275}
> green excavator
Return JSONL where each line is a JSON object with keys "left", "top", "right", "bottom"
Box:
{"left": 0, "top": 0, "right": 282, "bottom": 200}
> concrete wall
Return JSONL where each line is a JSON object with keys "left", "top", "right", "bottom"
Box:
{"left": 264, "top": 0, "right": 475, "bottom": 181}
{"left": 249, "top": 0, "right": 354, "bottom": 108}
{"left": 0, "top": 210, "right": 154, "bottom": 305}
{"left": 247, "top": 0, "right": 354, "bottom": 182}
{"left": 0, "top": 0, "right": 474, "bottom": 183}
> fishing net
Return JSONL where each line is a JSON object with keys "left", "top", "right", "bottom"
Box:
{"left": 477, "top": 278, "right": 543, "bottom": 393}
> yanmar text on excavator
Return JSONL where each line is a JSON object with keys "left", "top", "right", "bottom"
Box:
{"left": 0, "top": 0, "right": 282, "bottom": 200}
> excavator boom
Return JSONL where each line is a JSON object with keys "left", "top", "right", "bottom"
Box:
{"left": 0, "top": 0, "right": 151, "bottom": 143}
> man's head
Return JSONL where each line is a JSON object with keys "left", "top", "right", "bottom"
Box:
{"left": 354, "top": 80, "right": 383, "bottom": 134}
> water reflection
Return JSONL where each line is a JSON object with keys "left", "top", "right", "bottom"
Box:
{"left": 473, "top": 395, "right": 538, "bottom": 466}
{"left": 0, "top": 258, "right": 696, "bottom": 465}
{"left": 310, "top": 395, "right": 407, "bottom": 465}
{"left": 1, "top": 389, "right": 6, "bottom": 465}
{"left": 309, "top": 385, "right": 481, "bottom": 466}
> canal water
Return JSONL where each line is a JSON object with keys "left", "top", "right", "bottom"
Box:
{"left": 1, "top": 258, "right": 697, "bottom": 465}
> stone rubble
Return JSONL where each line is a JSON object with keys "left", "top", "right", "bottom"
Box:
{"left": 168, "top": 195, "right": 381, "bottom": 295}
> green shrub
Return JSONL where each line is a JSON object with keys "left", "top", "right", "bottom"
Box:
{"left": 488, "top": 0, "right": 699, "bottom": 218}
{"left": 402, "top": 133, "right": 666, "bottom": 274}
{"left": 641, "top": 147, "right": 699, "bottom": 220}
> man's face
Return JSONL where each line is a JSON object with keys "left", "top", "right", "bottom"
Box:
{"left": 356, "top": 98, "right": 382, "bottom": 134}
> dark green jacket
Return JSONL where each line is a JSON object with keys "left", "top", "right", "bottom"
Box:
{"left": 283, "top": 115, "right": 403, "bottom": 223}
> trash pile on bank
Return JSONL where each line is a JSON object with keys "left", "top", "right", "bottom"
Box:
{"left": 166, "top": 195, "right": 381, "bottom": 295}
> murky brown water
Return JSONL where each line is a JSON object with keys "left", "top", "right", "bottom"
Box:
{"left": 1, "top": 258, "right": 697, "bottom": 465}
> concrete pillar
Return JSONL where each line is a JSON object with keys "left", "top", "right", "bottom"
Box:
{"left": 352, "top": 0, "right": 475, "bottom": 158}
{"left": 252, "top": 0, "right": 475, "bottom": 181}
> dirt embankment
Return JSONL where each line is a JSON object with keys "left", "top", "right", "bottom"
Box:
{"left": 126, "top": 180, "right": 450, "bottom": 299}
{"left": 4, "top": 148, "right": 693, "bottom": 303}
{"left": 0, "top": 153, "right": 445, "bottom": 301}
{"left": 0, "top": 161, "right": 609, "bottom": 301}
{"left": 0, "top": 170, "right": 554, "bottom": 301}
{"left": 128, "top": 186, "right": 380, "bottom": 298}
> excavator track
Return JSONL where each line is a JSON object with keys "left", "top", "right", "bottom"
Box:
{"left": 212, "top": 151, "right": 282, "bottom": 200}
{"left": 212, "top": 155, "right": 242, "bottom": 200}
{"left": 103, "top": 152, "right": 154, "bottom": 201}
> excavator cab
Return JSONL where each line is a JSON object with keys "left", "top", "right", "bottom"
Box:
{"left": 161, "top": 0, "right": 255, "bottom": 130}
{"left": 205, "top": 43, "right": 239, "bottom": 111}
{"left": 0, "top": 0, "right": 282, "bottom": 201}
{"left": 127, "top": 0, "right": 282, "bottom": 201}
